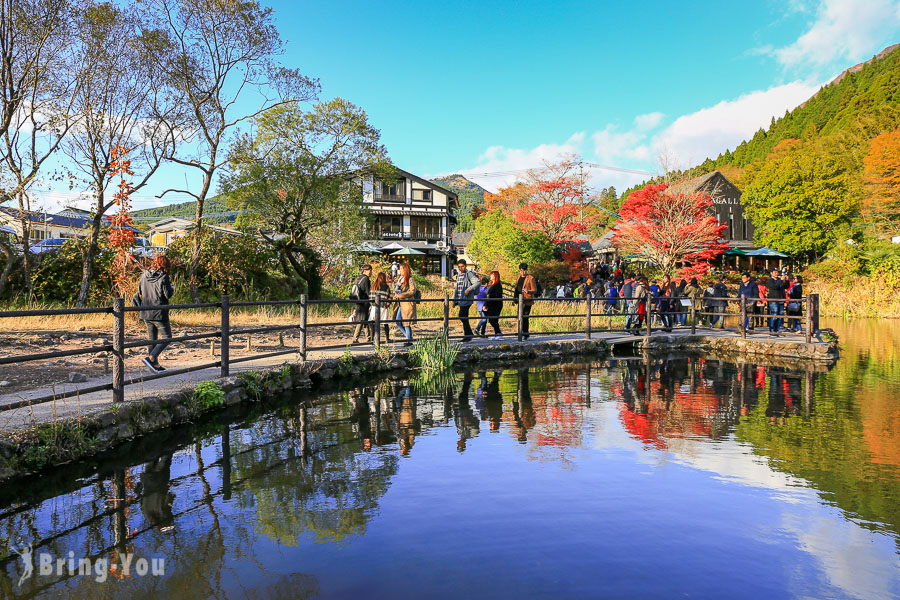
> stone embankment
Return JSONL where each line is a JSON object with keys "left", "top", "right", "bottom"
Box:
{"left": 640, "top": 330, "right": 838, "bottom": 363}
{"left": 0, "top": 331, "right": 838, "bottom": 482}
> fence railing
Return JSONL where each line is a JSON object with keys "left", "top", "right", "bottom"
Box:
{"left": 0, "top": 291, "right": 820, "bottom": 411}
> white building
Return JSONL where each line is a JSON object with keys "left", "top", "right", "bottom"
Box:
{"left": 356, "top": 168, "right": 459, "bottom": 276}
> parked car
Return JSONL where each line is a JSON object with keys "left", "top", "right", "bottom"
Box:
{"left": 28, "top": 238, "right": 70, "bottom": 254}
{"left": 131, "top": 237, "right": 155, "bottom": 259}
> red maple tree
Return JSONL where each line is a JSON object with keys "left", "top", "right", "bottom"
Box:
{"left": 612, "top": 183, "right": 727, "bottom": 275}
{"left": 107, "top": 145, "right": 138, "bottom": 296}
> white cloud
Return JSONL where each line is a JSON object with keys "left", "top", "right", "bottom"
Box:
{"left": 634, "top": 112, "right": 664, "bottom": 131}
{"left": 652, "top": 81, "right": 821, "bottom": 166}
{"left": 456, "top": 79, "right": 822, "bottom": 194}
{"left": 773, "top": 0, "right": 900, "bottom": 68}
{"left": 455, "top": 132, "right": 587, "bottom": 193}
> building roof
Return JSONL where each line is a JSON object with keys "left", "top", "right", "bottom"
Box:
{"left": 666, "top": 170, "right": 742, "bottom": 198}
{"left": 592, "top": 229, "right": 616, "bottom": 250}
{"left": 452, "top": 232, "right": 473, "bottom": 247}
{"left": 0, "top": 206, "right": 91, "bottom": 229}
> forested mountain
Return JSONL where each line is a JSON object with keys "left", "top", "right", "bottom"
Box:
{"left": 624, "top": 43, "right": 900, "bottom": 263}
{"left": 431, "top": 174, "right": 488, "bottom": 233}
{"left": 131, "top": 196, "right": 235, "bottom": 224}
{"left": 699, "top": 43, "right": 900, "bottom": 172}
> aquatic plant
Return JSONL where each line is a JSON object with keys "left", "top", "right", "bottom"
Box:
{"left": 410, "top": 330, "right": 460, "bottom": 376}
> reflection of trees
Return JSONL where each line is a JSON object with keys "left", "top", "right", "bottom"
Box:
{"left": 736, "top": 362, "right": 900, "bottom": 540}
{"left": 231, "top": 401, "right": 400, "bottom": 546}
{"left": 617, "top": 357, "right": 745, "bottom": 450}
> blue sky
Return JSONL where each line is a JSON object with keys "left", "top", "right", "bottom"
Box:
{"left": 38, "top": 0, "right": 900, "bottom": 210}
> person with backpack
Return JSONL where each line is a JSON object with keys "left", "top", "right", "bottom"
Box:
{"left": 133, "top": 255, "right": 175, "bottom": 374}
{"left": 453, "top": 259, "right": 481, "bottom": 342}
{"left": 474, "top": 276, "right": 490, "bottom": 337}
{"left": 513, "top": 262, "right": 541, "bottom": 340}
{"left": 350, "top": 264, "right": 372, "bottom": 344}
{"left": 394, "top": 262, "right": 417, "bottom": 346}
{"left": 629, "top": 275, "right": 648, "bottom": 335}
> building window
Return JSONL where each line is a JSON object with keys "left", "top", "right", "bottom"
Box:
{"left": 410, "top": 217, "right": 440, "bottom": 239}
{"left": 376, "top": 216, "right": 404, "bottom": 239}
{"left": 374, "top": 180, "right": 405, "bottom": 202}
{"left": 412, "top": 189, "right": 431, "bottom": 202}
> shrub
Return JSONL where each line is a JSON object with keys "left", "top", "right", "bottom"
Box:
{"left": 191, "top": 381, "right": 225, "bottom": 412}
{"left": 410, "top": 330, "right": 460, "bottom": 375}
{"left": 166, "top": 233, "right": 295, "bottom": 302}
{"left": 31, "top": 236, "right": 116, "bottom": 304}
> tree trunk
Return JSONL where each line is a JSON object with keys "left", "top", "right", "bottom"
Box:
{"left": 283, "top": 245, "right": 322, "bottom": 298}
{"left": 75, "top": 209, "right": 105, "bottom": 307}
{"left": 0, "top": 236, "right": 15, "bottom": 297}
{"left": 16, "top": 193, "right": 34, "bottom": 301}
{"left": 189, "top": 169, "right": 215, "bottom": 303}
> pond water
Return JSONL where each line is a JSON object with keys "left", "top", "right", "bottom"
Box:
{"left": 1, "top": 319, "right": 899, "bottom": 599}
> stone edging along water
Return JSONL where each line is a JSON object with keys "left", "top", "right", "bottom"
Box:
{"left": 0, "top": 333, "right": 837, "bottom": 482}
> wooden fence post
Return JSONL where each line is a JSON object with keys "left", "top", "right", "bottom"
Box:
{"left": 443, "top": 292, "right": 450, "bottom": 335}
{"left": 220, "top": 294, "right": 230, "bottom": 377}
{"left": 739, "top": 295, "right": 747, "bottom": 339}
{"left": 812, "top": 293, "right": 820, "bottom": 334}
{"left": 112, "top": 297, "right": 124, "bottom": 404}
{"left": 517, "top": 293, "right": 525, "bottom": 342}
{"left": 585, "top": 294, "right": 592, "bottom": 339}
{"left": 299, "top": 294, "right": 308, "bottom": 361}
{"left": 374, "top": 293, "right": 382, "bottom": 348}
{"left": 690, "top": 299, "right": 697, "bottom": 335}
{"left": 805, "top": 294, "right": 812, "bottom": 344}
{"left": 645, "top": 295, "right": 652, "bottom": 341}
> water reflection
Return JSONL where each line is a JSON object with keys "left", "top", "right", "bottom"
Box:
{"left": 0, "top": 336, "right": 898, "bottom": 598}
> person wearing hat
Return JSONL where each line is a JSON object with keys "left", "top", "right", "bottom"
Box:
{"left": 513, "top": 263, "right": 542, "bottom": 340}
{"left": 453, "top": 258, "right": 481, "bottom": 342}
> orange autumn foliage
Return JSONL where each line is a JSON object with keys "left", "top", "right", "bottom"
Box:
{"left": 863, "top": 128, "right": 900, "bottom": 217}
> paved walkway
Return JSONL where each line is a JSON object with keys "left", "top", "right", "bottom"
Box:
{"left": 0, "top": 328, "right": 815, "bottom": 432}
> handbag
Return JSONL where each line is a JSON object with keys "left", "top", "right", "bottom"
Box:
{"left": 787, "top": 301, "right": 800, "bottom": 312}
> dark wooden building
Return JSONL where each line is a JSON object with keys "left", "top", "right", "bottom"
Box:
{"left": 668, "top": 171, "right": 756, "bottom": 249}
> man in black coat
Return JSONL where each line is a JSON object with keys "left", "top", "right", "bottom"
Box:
{"left": 738, "top": 272, "right": 759, "bottom": 331}
{"left": 351, "top": 264, "right": 373, "bottom": 344}
{"left": 765, "top": 268, "right": 786, "bottom": 334}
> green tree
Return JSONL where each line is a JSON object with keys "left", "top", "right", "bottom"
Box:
{"left": 222, "top": 99, "right": 389, "bottom": 297}
{"left": 143, "top": 0, "right": 319, "bottom": 302}
{"left": 743, "top": 137, "right": 861, "bottom": 262}
{"left": 467, "top": 211, "right": 555, "bottom": 276}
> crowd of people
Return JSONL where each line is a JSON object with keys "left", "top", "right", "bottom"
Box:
{"left": 346, "top": 258, "right": 807, "bottom": 348}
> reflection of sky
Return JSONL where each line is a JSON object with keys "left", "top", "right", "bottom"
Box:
{"left": 587, "top": 369, "right": 900, "bottom": 600}
{"left": 4, "top": 365, "right": 900, "bottom": 600}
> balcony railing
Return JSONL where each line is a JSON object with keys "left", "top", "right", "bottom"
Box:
{"left": 373, "top": 194, "right": 407, "bottom": 203}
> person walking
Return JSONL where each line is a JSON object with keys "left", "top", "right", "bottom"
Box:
{"left": 350, "top": 264, "right": 373, "bottom": 344}
{"left": 513, "top": 262, "right": 541, "bottom": 340}
{"left": 133, "top": 255, "right": 175, "bottom": 374}
{"left": 605, "top": 281, "right": 619, "bottom": 315}
{"left": 675, "top": 278, "right": 688, "bottom": 326}
{"left": 453, "top": 259, "right": 481, "bottom": 342}
{"left": 786, "top": 274, "right": 804, "bottom": 332}
{"left": 765, "top": 268, "right": 786, "bottom": 334}
{"left": 485, "top": 270, "right": 504, "bottom": 339}
{"left": 660, "top": 275, "right": 676, "bottom": 331}
{"left": 738, "top": 272, "right": 759, "bottom": 331}
{"left": 685, "top": 277, "right": 702, "bottom": 326}
{"left": 394, "top": 263, "right": 417, "bottom": 346}
{"left": 630, "top": 275, "right": 648, "bottom": 335}
{"left": 712, "top": 275, "right": 729, "bottom": 329}
{"left": 474, "top": 276, "right": 490, "bottom": 337}
{"left": 369, "top": 271, "right": 392, "bottom": 343}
